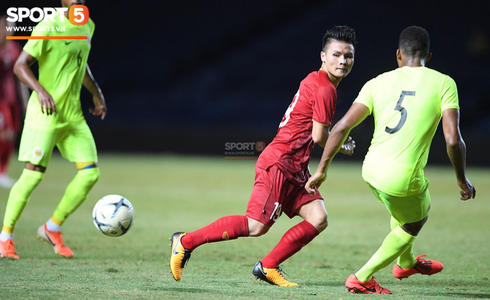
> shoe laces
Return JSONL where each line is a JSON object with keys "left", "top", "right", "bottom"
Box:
{"left": 2, "top": 240, "right": 16, "bottom": 253}
{"left": 416, "top": 254, "right": 428, "bottom": 262}
{"left": 274, "top": 266, "right": 290, "bottom": 278}
{"left": 414, "top": 254, "right": 434, "bottom": 272}
{"left": 368, "top": 276, "right": 381, "bottom": 288}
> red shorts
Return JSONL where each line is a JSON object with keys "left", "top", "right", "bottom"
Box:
{"left": 0, "top": 103, "right": 21, "bottom": 134}
{"left": 246, "top": 164, "right": 323, "bottom": 227}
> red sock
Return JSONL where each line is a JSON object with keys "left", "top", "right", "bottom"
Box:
{"left": 181, "top": 215, "right": 249, "bottom": 251}
{"left": 0, "top": 139, "right": 14, "bottom": 174}
{"left": 261, "top": 220, "right": 319, "bottom": 268}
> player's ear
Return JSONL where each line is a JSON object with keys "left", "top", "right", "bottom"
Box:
{"left": 426, "top": 52, "right": 432, "bottom": 63}
{"left": 320, "top": 51, "right": 326, "bottom": 63}
{"left": 396, "top": 49, "right": 402, "bottom": 67}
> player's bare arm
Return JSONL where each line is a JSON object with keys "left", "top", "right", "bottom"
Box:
{"left": 15, "top": 79, "right": 29, "bottom": 112}
{"left": 14, "top": 51, "right": 56, "bottom": 115}
{"left": 312, "top": 120, "right": 355, "bottom": 154}
{"left": 83, "top": 64, "right": 107, "bottom": 120}
{"left": 442, "top": 108, "right": 476, "bottom": 200}
{"left": 306, "top": 103, "right": 369, "bottom": 195}
{"left": 312, "top": 121, "right": 330, "bottom": 148}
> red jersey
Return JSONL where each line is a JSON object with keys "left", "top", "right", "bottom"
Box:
{"left": 257, "top": 70, "right": 337, "bottom": 183}
{"left": 0, "top": 41, "right": 22, "bottom": 105}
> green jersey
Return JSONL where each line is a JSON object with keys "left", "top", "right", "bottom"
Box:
{"left": 355, "top": 66, "right": 459, "bottom": 196}
{"left": 23, "top": 10, "right": 95, "bottom": 129}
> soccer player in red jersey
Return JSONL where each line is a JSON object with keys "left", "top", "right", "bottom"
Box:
{"left": 170, "top": 26, "right": 357, "bottom": 287}
{"left": 0, "top": 15, "right": 28, "bottom": 189}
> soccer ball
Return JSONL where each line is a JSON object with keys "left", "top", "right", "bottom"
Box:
{"left": 92, "top": 195, "right": 135, "bottom": 237}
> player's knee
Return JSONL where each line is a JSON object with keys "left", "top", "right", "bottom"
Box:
{"left": 315, "top": 216, "right": 328, "bottom": 232}
{"left": 307, "top": 212, "right": 328, "bottom": 232}
{"left": 247, "top": 217, "right": 270, "bottom": 237}
{"left": 402, "top": 216, "right": 428, "bottom": 236}
{"left": 79, "top": 167, "right": 100, "bottom": 186}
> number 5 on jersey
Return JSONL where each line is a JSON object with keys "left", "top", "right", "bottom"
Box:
{"left": 385, "top": 91, "right": 415, "bottom": 134}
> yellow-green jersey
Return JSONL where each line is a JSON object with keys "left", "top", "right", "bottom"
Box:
{"left": 23, "top": 10, "right": 95, "bottom": 129}
{"left": 355, "top": 66, "right": 459, "bottom": 197}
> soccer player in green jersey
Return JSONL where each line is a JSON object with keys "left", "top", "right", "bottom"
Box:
{"left": 305, "top": 26, "right": 476, "bottom": 294}
{"left": 0, "top": 0, "right": 106, "bottom": 259}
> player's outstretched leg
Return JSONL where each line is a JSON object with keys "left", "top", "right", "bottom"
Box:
{"left": 169, "top": 215, "right": 249, "bottom": 281}
{"left": 37, "top": 167, "right": 99, "bottom": 258}
{"left": 169, "top": 232, "right": 192, "bottom": 281}
{"left": 37, "top": 223, "right": 74, "bottom": 258}
{"left": 345, "top": 274, "right": 392, "bottom": 294}
{"left": 392, "top": 254, "right": 443, "bottom": 279}
{"left": 252, "top": 261, "right": 298, "bottom": 287}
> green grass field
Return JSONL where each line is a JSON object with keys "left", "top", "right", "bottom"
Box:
{"left": 0, "top": 154, "right": 488, "bottom": 299}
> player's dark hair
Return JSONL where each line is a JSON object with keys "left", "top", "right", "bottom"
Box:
{"left": 322, "top": 25, "right": 357, "bottom": 51}
{"left": 399, "top": 26, "right": 430, "bottom": 58}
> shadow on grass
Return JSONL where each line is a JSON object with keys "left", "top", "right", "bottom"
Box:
{"left": 151, "top": 286, "right": 211, "bottom": 294}
{"left": 302, "top": 281, "right": 346, "bottom": 287}
{"left": 427, "top": 292, "right": 490, "bottom": 299}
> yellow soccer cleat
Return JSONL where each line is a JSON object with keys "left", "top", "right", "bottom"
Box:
{"left": 253, "top": 261, "right": 298, "bottom": 287}
{"left": 169, "top": 232, "right": 192, "bottom": 281}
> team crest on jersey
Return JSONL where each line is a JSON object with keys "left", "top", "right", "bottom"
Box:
{"left": 222, "top": 231, "right": 230, "bottom": 240}
{"left": 33, "top": 147, "right": 44, "bottom": 159}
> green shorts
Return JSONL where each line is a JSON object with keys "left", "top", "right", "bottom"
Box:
{"left": 18, "top": 121, "right": 98, "bottom": 167}
{"left": 367, "top": 182, "right": 431, "bottom": 224}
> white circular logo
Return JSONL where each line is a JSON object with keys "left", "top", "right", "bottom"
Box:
{"left": 33, "top": 147, "right": 44, "bottom": 158}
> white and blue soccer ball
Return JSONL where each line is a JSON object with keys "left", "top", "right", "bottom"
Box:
{"left": 92, "top": 195, "right": 135, "bottom": 237}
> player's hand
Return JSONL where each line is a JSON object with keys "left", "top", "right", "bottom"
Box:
{"left": 37, "top": 89, "right": 56, "bottom": 115}
{"left": 458, "top": 177, "right": 476, "bottom": 201}
{"left": 305, "top": 171, "right": 327, "bottom": 195}
{"left": 89, "top": 94, "right": 107, "bottom": 120}
{"left": 338, "top": 136, "right": 355, "bottom": 156}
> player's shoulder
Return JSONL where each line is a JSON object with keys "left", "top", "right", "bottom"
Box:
{"left": 87, "top": 18, "right": 95, "bottom": 29}
{"left": 424, "top": 67, "right": 454, "bottom": 81}
{"left": 414, "top": 67, "right": 456, "bottom": 90}
{"left": 303, "top": 70, "right": 335, "bottom": 89}
{"left": 376, "top": 68, "right": 400, "bottom": 80}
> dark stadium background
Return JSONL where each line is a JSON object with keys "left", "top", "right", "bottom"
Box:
{"left": 3, "top": 0, "right": 490, "bottom": 165}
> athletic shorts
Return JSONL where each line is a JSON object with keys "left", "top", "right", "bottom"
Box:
{"left": 367, "top": 182, "right": 431, "bottom": 224}
{"left": 246, "top": 164, "right": 323, "bottom": 227}
{"left": 0, "top": 103, "right": 21, "bottom": 134}
{"left": 18, "top": 120, "right": 98, "bottom": 167}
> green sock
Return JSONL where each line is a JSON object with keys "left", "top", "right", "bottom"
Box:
{"left": 390, "top": 216, "right": 417, "bottom": 269}
{"left": 53, "top": 168, "right": 99, "bottom": 223}
{"left": 355, "top": 225, "right": 416, "bottom": 282}
{"left": 3, "top": 169, "right": 44, "bottom": 229}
